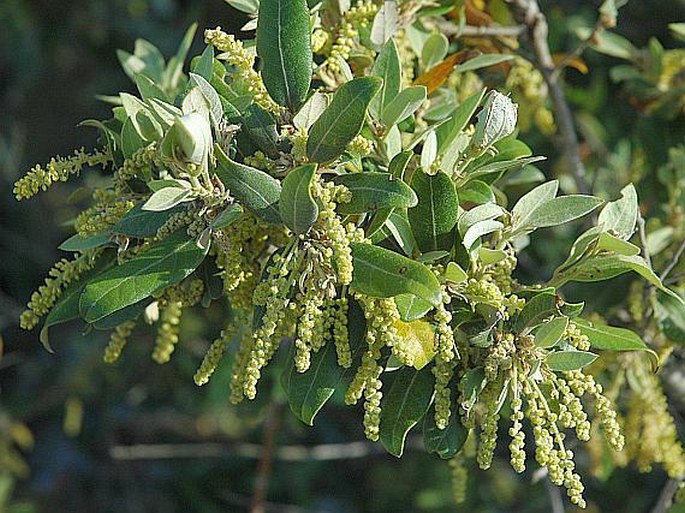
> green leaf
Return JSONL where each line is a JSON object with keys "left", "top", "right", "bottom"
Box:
{"left": 350, "top": 243, "right": 442, "bottom": 306}
{"left": 136, "top": 74, "right": 168, "bottom": 102}
{"left": 655, "top": 290, "right": 685, "bottom": 344}
{"left": 515, "top": 292, "right": 557, "bottom": 332}
{"left": 92, "top": 299, "right": 150, "bottom": 330}
{"left": 462, "top": 219, "right": 503, "bottom": 251}
{"left": 459, "top": 180, "right": 495, "bottom": 205}
{"left": 388, "top": 151, "right": 413, "bottom": 180}
{"left": 112, "top": 202, "right": 184, "bottom": 238}
{"left": 437, "top": 88, "right": 485, "bottom": 155}
{"left": 280, "top": 164, "right": 319, "bottom": 234}
{"left": 79, "top": 231, "right": 209, "bottom": 323}
{"left": 256, "top": 0, "right": 312, "bottom": 110}
{"left": 282, "top": 300, "right": 366, "bottom": 425}
{"left": 534, "top": 317, "right": 569, "bottom": 348}
{"left": 379, "top": 366, "right": 434, "bottom": 457}
{"left": 59, "top": 233, "right": 111, "bottom": 252}
{"left": 394, "top": 293, "right": 434, "bottom": 322}
{"left": 596, "top": 232, "right": 640, "bottom": 256}
{"left": 143, "top": 186, "right": 193, "bottom": 212}
{"left": 423, "top": 405, "right": 469, "bottom": 459}
{"left": 465, "top": 156, "right": 545, "bottom": 182}
{"left": 385, "top": 211, "right": 418, "bottom": 256}
{"left": 545, "top": 350, "right": 598, "bottom": 371}
{"left": 454, "top": 54, "right": 515, "bottom": 73}
{"left": 214, "top": 145, "right": 282, "bottom": 224}
{"left": 188, "top": 73, "right": 224, "bottom": 128}
{"left": 370, "top": 0, "right": 399, "bottom": 49}
{"left": 370, "top": 40, "right": 402, "bottom": 119}
{"left": 598, "top": 183, "right": 638, "bottom": 240}
{"left": 526, "top": 195, "right": 604, "bottom": 229}
{"left": 459, "top": 367, "right": 486, "bottom": 412}
{"left": 457, "top": 203, "right": 505, "bottom": 235}
{"left": 192, "top": 45, "right": 214, "bottom": 81}
{"left": 421, "top": 32, "right": 449, "bottom": 70}
{"left": 555, "top": 253, "right": 683, "bottom": 303}
{"left": 242, "top": 104, "right": 280, "bottom": 158}
{"left": 334, "top": 172, "right": 417, "bottom": 214}
{"left": 510, "top": 180, "right": 559, "bottom": 232}
{"left": 478, "top": 247, "right": 507, "bottom": 265}
{"left": 445, "top": 262, "right": 468, "bottom": 283}
{"left": 293, "top": 92, "right": 328, "bottom": 130}
{"left": 211, "top": 204, "right": 244, "bottom": 229}
{"left": 574, "top": 319, "right": 659, "bottom": 365}
{"left": 381, "top": 86, "right": 427, "bottom": 127}
{"left": 121, "top": 117, "right": 146, "bottom": 159}
{"left": 307, "top": 77, "right": 382, "bottom": 163}
{"left": 408, "top": 169, "right": 459, "bottom": 252}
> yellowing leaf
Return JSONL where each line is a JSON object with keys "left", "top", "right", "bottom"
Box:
{"left": 393, "top": 319, "right": 436, "bottom": 369}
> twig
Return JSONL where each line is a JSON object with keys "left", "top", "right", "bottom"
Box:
{"left": 109, "top": 440, "right": 386, "bottom": 461}
{"left": 637, "top": 214, "right": 652, "bottom": 268}
{"left": 649, "top": 478, "right": 683, "bottom": 513}
{"left": 660, "top": 239, "right": 685, "bottom": 281}
{"left": 251, "top": 401, "right": 285, "bottom": 513}
{"left": 437, "top": 22, "right": 526, "bottom": 38}
{"left": 507, "top": 0, "right": 591, "bottom": 194}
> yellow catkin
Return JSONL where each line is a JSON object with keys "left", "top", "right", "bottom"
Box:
{"left": 151, "top": 301, "right": 183, "bottom": 364}
{"left": 103, "top": 321, "right": 136, "bottom": 363}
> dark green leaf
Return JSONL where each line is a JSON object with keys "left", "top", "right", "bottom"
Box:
{"left": 112, "top": 202, "right": 184, "bottom": 238}
{"left": 334, "top": 172, "right": 417, "bottom": 214}
{"left": 280, "top": 164, "right": 319, "bottom": 234}
{"left": 307, "top": 77, "right": 382, "bottom": 163}
{"left": 379, "top": 366, "right": 434, "bottom": 457}
{"left": 408, "top": 169, "right": 459, "bottom": 252}
{"left": 350, "top": 243, "right": 442, "bottom": 306}
{"left": 256, "top": 0, "right": 312, "bottom": 110}
{"left": 59, "top": 233, "right": 111, "bottom": 252}
{"left": 214, "top": 145, "right": 282, "bottom": 224}
{"left": 92, "top": 299, "right": 150, "bottom": 330}
{"left": 80, "top": 231, "right": 209, "bottom": 323}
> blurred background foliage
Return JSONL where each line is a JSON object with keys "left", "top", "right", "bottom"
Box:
{"left": 1, "top": 0, "right": 685, "bottom": 512}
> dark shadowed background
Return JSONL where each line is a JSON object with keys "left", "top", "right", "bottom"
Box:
{"left": 1, "top": 1, "right": 684, "bottom": 512}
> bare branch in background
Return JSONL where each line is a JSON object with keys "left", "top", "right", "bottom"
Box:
{"left": 251, "top": 401, "right": 285, "bottom": 513}
{"left": 650, "top": 478, "right": 683, "bottom": 513}
{"left": 507, "top": 0, "right": 591, "bottom": 194}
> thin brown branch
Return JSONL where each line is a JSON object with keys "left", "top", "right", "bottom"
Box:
{"left": 507, "top": 0, "right": 591, "bottom": 194}
{"left": 660, "top": 239, "right": 685, "bottom": 281}
{"left": 251, "top": 401, "right": 285, "bottom": 513}
{"left": 436, "top": 22, "right": 526, "bottom": 38}
{"left": 650, "top": 478, "right": 683, "bottom": 513}
{"left": 109, "top": 440, "right": 386, "bottom": 461}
